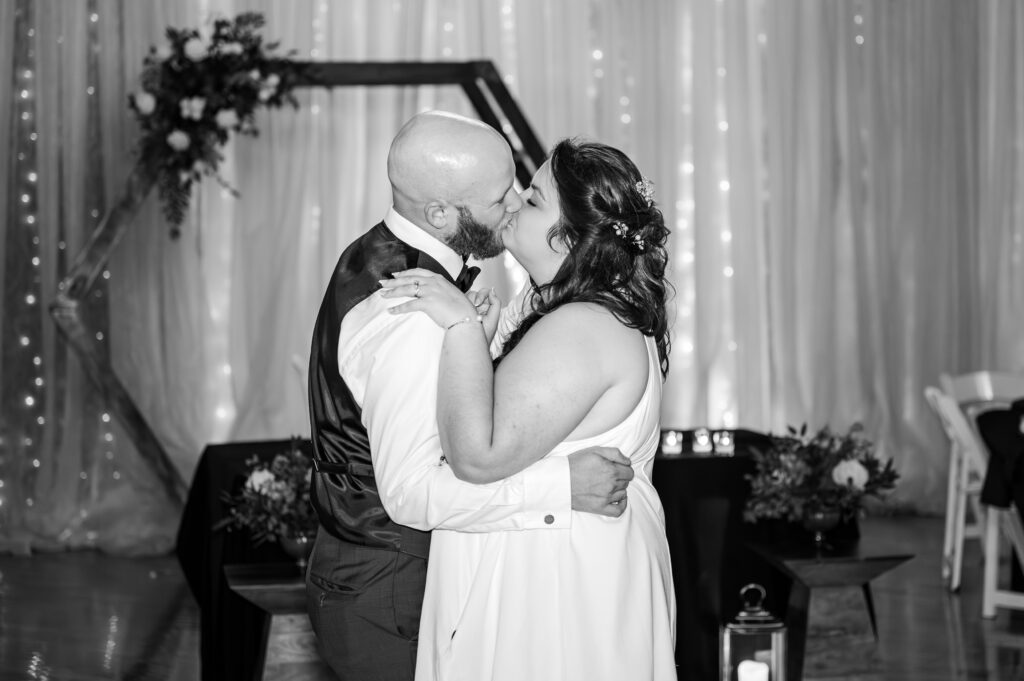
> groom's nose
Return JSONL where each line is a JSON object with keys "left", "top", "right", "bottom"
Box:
{"left": 504, "top": 191, "right": 523, "bottom": 213}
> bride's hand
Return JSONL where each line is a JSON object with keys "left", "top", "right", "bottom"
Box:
{"left": 469, "top": 287, "right": 502, "bottom": 343}
{"left": 380, "top": 269, "right": 500, "bottom": 340}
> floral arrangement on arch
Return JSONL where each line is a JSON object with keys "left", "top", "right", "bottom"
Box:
{"left": 214, "top": 440, "right": 318, "bottom": 545}
{"left": 129, "top": 12, "right": 309, "bottom": 234}
{"left": 743, "top": 423, "right": 899, "bottom": 524}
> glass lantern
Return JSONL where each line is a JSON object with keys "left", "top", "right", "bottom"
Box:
{"left": 713, "top": 430, "right": 735, "bottom": 456}
{"left": 660, "top": 430, "right": 683, "bottom": 456}
{"left": 693, "top": 427, "right": 713, "bottom": 454}
{"left": 721, "top": 583, "right": 786, "bottom": 681}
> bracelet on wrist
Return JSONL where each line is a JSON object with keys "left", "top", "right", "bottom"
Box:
{"left": 445, "top": 314, "right": 483, "bottom": 331}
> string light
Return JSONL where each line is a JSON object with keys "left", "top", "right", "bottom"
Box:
{"left": 7, "top": 1, "right": 45, "bottom": 520}
{"left": 706, "top": 0, "right": 737, "bottom": 426}
{"left": 500, "top": 1, "right": 518, "bottom": 81}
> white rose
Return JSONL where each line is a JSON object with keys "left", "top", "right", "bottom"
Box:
{"left": 215, "top": 109, "right": 239, "bottom": 129}
{"left": 166, "top": 130, "right": 191, "bottom": 151}
{"left": 155, "top": 44, "right": 173, "bottom": 61}
{"left": 258, "top": 88, "right": 273, "bottom": 102}
{"left": 249, "top": 69, "right": 262, "bottom": 81}
{"left": 265, "top": 73, "right": 280, "bottom": 88}
{"left": 246, "top": 469, "right": 275, "bottom": 492}
{"left": 220, "top": 41, "right": 244, "bottom": 55}
{"left": 133, "top": 91, "right": 156, "bottom": 115}
{"left": 832, "top": 459, "right": 869, "bottom": 491}
{"left": 183, "top": 38, "right": 207, "bottom": 61}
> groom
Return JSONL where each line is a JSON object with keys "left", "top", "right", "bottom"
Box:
{"left": 306, "top": 111, "right": 635, "bottom": 680}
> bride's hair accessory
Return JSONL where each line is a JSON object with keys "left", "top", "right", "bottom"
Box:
{"left": 612, "top": 221, "right": 646, "bottom": 252}
{"left": 635, "top": 178, "right": 655, "bottom": 207}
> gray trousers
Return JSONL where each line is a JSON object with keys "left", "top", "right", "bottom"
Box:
{"left": 305, "top": 527, "right": 427, "bottom": 681}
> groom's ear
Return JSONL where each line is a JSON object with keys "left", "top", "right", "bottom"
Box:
{"left": 424, "top": 201, "right": 450, "bottom": 232}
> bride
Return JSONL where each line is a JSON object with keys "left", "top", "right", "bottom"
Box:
{"left": 381, "top": 138, "right": 677, "bottom": 681}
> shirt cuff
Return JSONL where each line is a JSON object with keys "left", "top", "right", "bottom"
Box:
{"left": 519, "top": 455, "right": 572, "bottom": 529}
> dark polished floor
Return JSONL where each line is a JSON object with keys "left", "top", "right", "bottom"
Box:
{"left": 1, "top": 516, "right": 1024, "bottom": 680}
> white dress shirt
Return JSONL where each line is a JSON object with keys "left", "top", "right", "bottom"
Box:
{"left": 337, "top": 208, "right": 571, "bottom": 532}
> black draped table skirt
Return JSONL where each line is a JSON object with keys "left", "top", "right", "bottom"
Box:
{"left": 176, "top": 438, "right": 311, "bottom": 681}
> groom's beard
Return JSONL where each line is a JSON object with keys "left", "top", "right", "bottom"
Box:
{"left": 446, "top": 207, "right": 506, "bottom": 260}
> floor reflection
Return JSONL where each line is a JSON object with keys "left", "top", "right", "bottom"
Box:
{"left": 0, "top": 552, "right": 198, "bottom": 681}
{"left": 3, "top": 517, "right": 1024, "bottom": 680}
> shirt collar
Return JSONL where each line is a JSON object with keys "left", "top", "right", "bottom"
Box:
{"left": 384, "top": 207, "right": 464, "bottom": 280}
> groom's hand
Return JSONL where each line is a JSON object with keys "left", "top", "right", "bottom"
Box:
{"left": 568, "top": 447, "right": 634, "bottom": 517}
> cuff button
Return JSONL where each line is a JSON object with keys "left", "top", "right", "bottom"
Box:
{"left": 544, "top": 514, "right": 555, "bottom": 525}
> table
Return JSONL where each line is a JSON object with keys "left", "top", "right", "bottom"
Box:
{"left": 176, "top": 438, "right": 311, "bottom": 681}
{"left": 749, "top": 540, "right": 913, "bottom": 681}
{"left": 225, "top": 563, "right": 335, "bottom": 681}
{"left": 652, "top": 429, "right": 788, "bottom": 681}
{"left": 978, "top": 399, "right": 1024, "bottom": 601}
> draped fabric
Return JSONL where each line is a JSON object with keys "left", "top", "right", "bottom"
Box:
{"left": 1, "top": 0, "right": 1022, "bottom": 553}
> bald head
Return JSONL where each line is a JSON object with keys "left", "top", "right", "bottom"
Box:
{"left": 387, "top": 111, "right": 516, "bottom": 226}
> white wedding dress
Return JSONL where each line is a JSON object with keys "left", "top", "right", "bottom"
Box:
{"left": 415, "top": 335, "right": 677, "bottom": 681}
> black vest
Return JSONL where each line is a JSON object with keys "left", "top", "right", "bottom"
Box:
{"left": 307, "top": 222, "right": 458, "bottom": 555}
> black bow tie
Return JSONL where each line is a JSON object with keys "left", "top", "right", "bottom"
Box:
{"left": 455, "top": 264, "right": 481, "bottom": 293}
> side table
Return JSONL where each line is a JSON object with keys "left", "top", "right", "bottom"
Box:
{"left": 749, "top": 541, "right": 912, "bottom": 681}
{"left": 224, "top": 563, "right": 336, "bottom": 681}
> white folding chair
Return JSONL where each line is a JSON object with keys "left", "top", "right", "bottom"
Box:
{"left": 937, "top": 371, "right": 1024, "bottom": 592}
{"left": 925, "top": 386, "right": 988, "bottom": 592}
{"left": 926, "top": 386, "right": 1024, "bottom": 616}
{"left": 940, "top": 370, "right": 1024, "bottom": 423}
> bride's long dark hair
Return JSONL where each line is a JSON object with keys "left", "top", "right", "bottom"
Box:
{"left": 497, "top": 138, "right": 672, "bottom": 377}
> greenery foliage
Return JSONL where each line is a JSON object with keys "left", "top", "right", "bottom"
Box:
{"left": 128, "top": 12, "right": 308, "bottom": 234}
{"left": 213, "top": 441, "right": 318, "bottom": 545}
{"left": 743, "top": 423, "right": 899, "bottom": 524}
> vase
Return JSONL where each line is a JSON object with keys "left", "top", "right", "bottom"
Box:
{"left": 279, "top": 530, "right": 315, "bottom": 568}
{"left": 801, "top": 507, "right": 841, "bottom": 549}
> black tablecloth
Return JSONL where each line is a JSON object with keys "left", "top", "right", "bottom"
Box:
{"left": 978, "top": 399, "right": 1024, "bottom": 592}
{"left": 176, "top": 438, "right": 311, "bottom": 681}
{"left": 652, "top": 429, "right": 791, "bottom": 681}
{"left": 978, "top": 399, "right": 1024, "bottom": 509}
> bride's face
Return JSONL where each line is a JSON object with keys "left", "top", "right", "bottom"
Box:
{"left": 501, "top": 160, "right": 567, "bottom": 283}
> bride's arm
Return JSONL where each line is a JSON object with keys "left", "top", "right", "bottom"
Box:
{"left": 380, "top": 269, "right": 617, "bottom": 483}
{"left": 439, "top": 305, "right": 612, "bottom": 483}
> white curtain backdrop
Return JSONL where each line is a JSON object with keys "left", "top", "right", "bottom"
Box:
{"left": 2, "top": 0, "right": 1023, "bottom": 553}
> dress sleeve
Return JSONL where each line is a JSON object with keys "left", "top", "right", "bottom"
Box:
{"left": 342, "top": 296, "right": 571, "bottom": 533}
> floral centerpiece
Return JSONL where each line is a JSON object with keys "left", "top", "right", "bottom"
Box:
{"left": 214, "top": 440, "right": 318, "bottom": 548}
{"left": 743, "top": 423, "right": 899, "bottom": 525}
{"left": 129, "top": 12, "right": 309, "bottom": 234}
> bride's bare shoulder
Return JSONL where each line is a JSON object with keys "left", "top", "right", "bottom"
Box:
{"left": 527, "top": 303, "right": 646, "bottom": 362}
